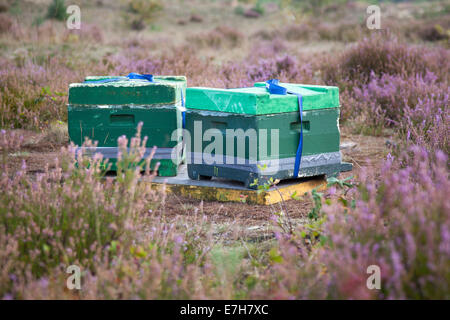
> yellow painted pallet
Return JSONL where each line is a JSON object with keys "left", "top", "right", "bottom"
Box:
{"left": 150, "top": 166, "right": 326, "bottom": 205}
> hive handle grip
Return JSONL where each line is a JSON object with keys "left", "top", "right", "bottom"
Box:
{"left": 290, "top": 120, "right": 310, "bottom": 133}
{"left": 110, "top": 114, "right": 135, "bottom": 126}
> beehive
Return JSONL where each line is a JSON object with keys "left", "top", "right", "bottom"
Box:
{"left": 68, "top": 75, "right": 186, "bottom": 176}
{"left": 185, "top": 82, "right": 351, "bottom": 188}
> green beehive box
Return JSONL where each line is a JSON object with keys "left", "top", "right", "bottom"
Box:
{"left": 185, "top": 82, "right": 351, "bottom": 188}
{"left": 68, "top": 75, "right": 187, "bottom": 176}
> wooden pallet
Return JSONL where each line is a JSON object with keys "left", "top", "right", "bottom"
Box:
{"left": 150, "top": 165, "right": 326, "bottom": 205}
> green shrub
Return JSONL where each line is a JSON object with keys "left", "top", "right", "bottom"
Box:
{"left": 234, "top": 5, "right": 245, "bottom": 16}
{"left": 46, "top": 0, "right": 67, "bottom": 21}
{"left": 251, "top": 1, "right": 265, "bottom": 15}
{"left": 128, "top": 0, "right": 163, "bottom": 23}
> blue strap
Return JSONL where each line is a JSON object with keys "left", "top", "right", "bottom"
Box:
{"left": 181, "top": 89, "right": 185, "bottom": 129}
{"left": 265, "top": 79, "right": 303, "bottom": 177}
{"left": 126, "top": 73, "right": 154, "bottom": 82}
{"left": 83, "top": 73, "right": 154, "bottom": 84}
{"left": 180, "top": 89, "right": 186, "bottom": 158}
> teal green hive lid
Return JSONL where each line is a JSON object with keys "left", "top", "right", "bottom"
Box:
{"left": 186, "top": 82, "right": 339, "bottom": 115}
{"left": 68, "top": 75, "right": 187, "bottom": 105}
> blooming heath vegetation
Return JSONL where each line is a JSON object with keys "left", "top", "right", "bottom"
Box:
{"left": 0, "top": 0, "right": 449, "bottom": 299}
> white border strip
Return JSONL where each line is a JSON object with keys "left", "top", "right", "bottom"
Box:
{"left": 187, "top": 151, "right": 341, "bottom": 173}
{"left": 76, "top": 147, "right": 179, "bottom": 160}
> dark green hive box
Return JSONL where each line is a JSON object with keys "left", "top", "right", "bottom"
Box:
{"left": 68, "top": 76, "right": 187, "bottom": 176}
{"left": 185, "top": 82, "right": 351, "bottom": 188}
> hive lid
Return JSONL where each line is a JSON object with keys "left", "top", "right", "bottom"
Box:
{"left": 186, "top": 82, "right": 339, "bottom": 115}
{"left": 68, "top": 75, "right": 187, "bottom": 105}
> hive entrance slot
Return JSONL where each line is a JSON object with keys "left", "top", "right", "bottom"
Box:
{"left": 110, "top": 114, "right": 135, "bottom": 126}
{"left": 290, "top": 121, "right": 310, "bottom": 132}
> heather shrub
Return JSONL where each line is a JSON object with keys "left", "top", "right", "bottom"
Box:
{"left": 0, "top": 129, "right": 23, "bottom": 168}
{"left": 112, "top": 44, "right": 222, "bottom": 88}
{"left": 252, "top": 29, "right": 275, "bottom": 41}
{"left": 16, "top": 213, "right": 217, "bottom": 299}
{"left": 0, "top": 125, "right": 232, "bottom": 299}
{"left": 328, "top": 34, "right": 449, "bottom": 150}
{"left": 0, "top": 55, "right": 110, "bottom": 129}
{"left": 190, "top": 14, "right": 203, "bottom": 23}
{"left": 112, "top": 52, "right": 163, "bottom": 76}
{"left": 62, "top": 23, "right": 104, "bottom": 43}
{"left": 350, "top": 71, "right": 449, "bottom": 151}
{"left": 130, "top": 19, "right": 146, "bottom": 31}
{"left": 326, "top": 22, "right": 366, "bottom": 42}
{"left": 0, "top": 13, "right": 13, "bottom": 33}
{"left": 0, "top": 61, "right": 66, "bottom": 129}
{"left": 323, "top": 34, "right": 432, "bottom": 87}
{"left": 337, "top": 89, "right": 358, "bottom": 123}
{"left": 246, "top": 56, "right": 295, "bottom": 82}
{"left": 283, "top": 20, "right": 366, "bottom": 42}
{"left": 219, "top": 62, "right": 252, "bottom": 88}
{"left": 244, "top": 8, "right": 261, "bottom": 19}
{"left": 188, "top": 26, "right": 244, "bottom": 49}
{"left": 0, "top": 125, "right": 159, "bottom": 293}
{"left": 248, "top": 39, "right": 288, "bottom": 59}
{"left": 283, "top": 23, "right": 316, "bottom": 41}
{"left": 402, "top": 98, "right": 449, "bottom": 154}
{"left": 246, "top": 55, "right": 313, "bottom": 83}
{"left": 258, "top": 146, "right": 450, "bottom": 299}
{"left": 353, "top": 71, "right": 445, "bottom": 123}
{"left": 407, "top": 16, "right": 450, "bottom": 43}
{"left": 418, "top": 24, "right": 449, "bottom": 42}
